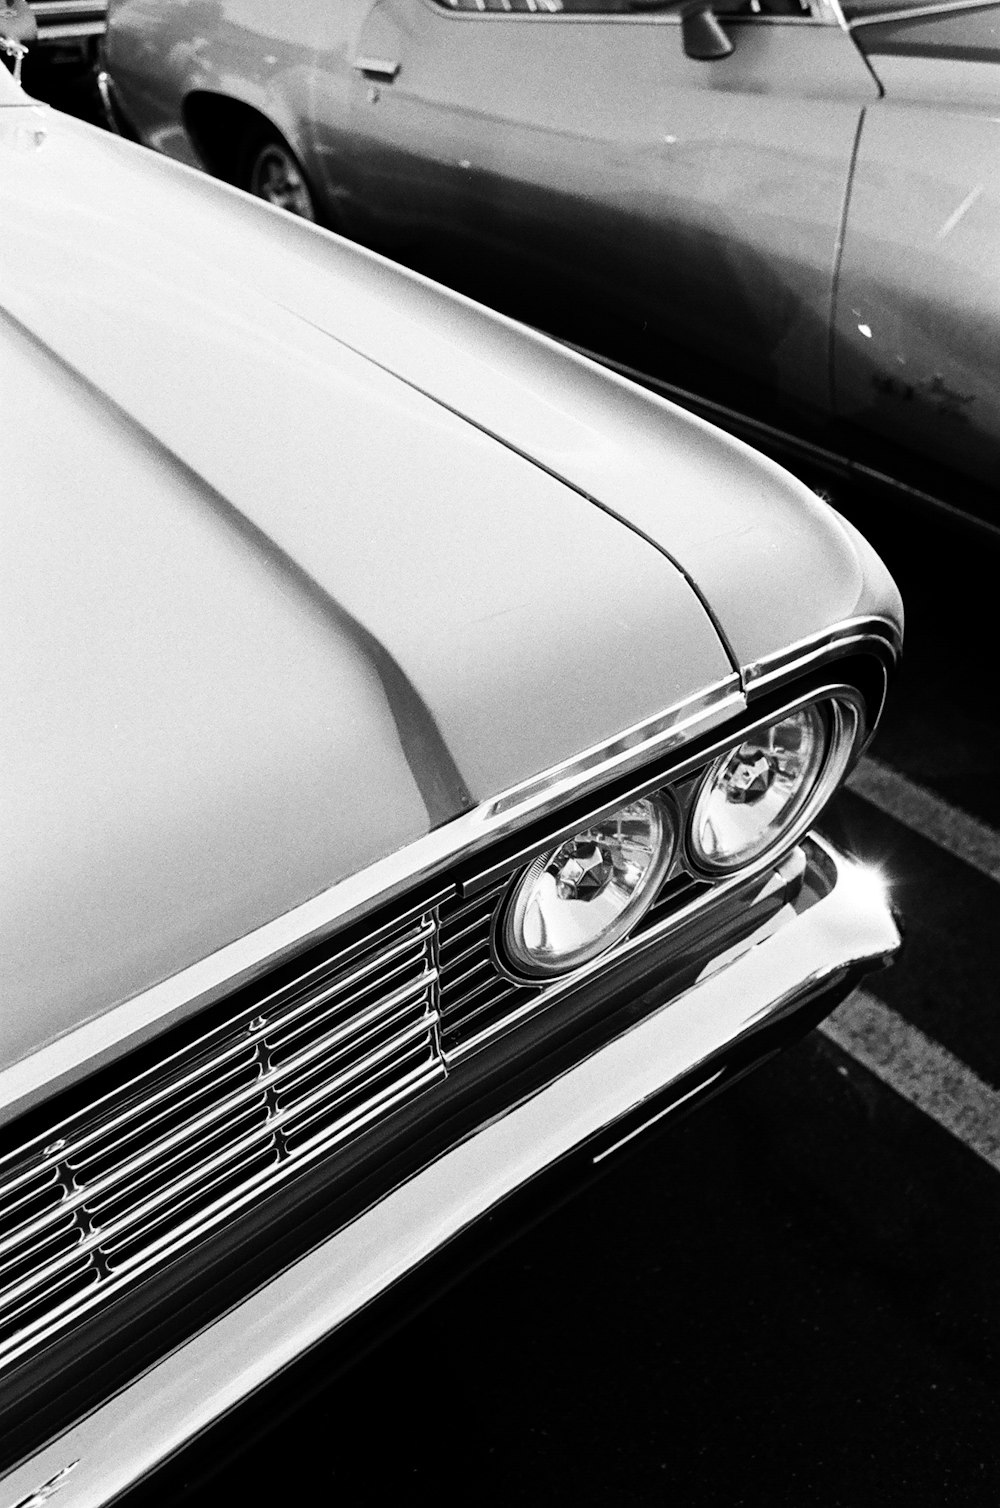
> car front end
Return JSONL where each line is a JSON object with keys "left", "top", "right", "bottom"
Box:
{"left": 0, "top": 67, "right": 901, "bottom": 1506}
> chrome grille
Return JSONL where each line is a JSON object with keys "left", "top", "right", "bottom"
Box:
{"left": 0, "top": 750, "right": 735, "bottom": 1379}
{"left": 0, "top": 909, "right": 443, "bottom": 1375}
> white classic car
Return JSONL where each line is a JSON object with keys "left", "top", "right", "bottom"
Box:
{"left": 1, "top": 21, "right": 900, "bottom": 1506}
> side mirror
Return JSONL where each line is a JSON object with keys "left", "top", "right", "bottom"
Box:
{"left": 680, "top": 1, "right": 734, "bottom": 59}
{"left": 627, "top": 0, "right": 733, "bottom": 61}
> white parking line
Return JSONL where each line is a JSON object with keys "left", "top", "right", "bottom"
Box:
{"left": 821, "top": 989, "right": 1000, "bottom": 1174}
{"left": 849, "top": 755, "right": 1000, "bottom": 885}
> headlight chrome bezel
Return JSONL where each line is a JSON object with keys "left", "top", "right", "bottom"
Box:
{"left": 684, "top": 690, "right": 862, "bottom": 880}
{"left": 499, "top": 793, "right": 679, "bottom": 980}
{"left": 494, "top": 688, "right": 864, "bottom": 984}
{"left": 685, "top": 692, "right": 861, "bottom": 878}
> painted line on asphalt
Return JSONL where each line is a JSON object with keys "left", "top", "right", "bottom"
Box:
{"left": 849, "top": 754, "right": 1000, "bottom": 885}
{"left": 821, "top": 989, "right": 1000, "bottom": 1174}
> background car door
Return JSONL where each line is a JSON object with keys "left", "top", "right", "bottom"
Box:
{"left": 341, "top": 0, "right": 878, "bottom": 419}
{"left": 834, "top": 2, "right": 1000, "bottom": 493}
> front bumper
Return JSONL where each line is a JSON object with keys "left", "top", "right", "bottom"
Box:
{"left": 0, "top": 835, "right": 899, "bottom": 1508}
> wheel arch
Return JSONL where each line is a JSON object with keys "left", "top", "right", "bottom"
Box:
{"left": 182, "top": 91, "right": 304, "bottom": 188}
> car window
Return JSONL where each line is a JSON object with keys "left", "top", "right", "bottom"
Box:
{"left": 712, "top": 0, "right": 811, "bottom": 15}
{"left": 433, "top": 1, "right": 570, "bottom": 11}
{"left": 845, "top": 0, "right": 992, "bottom": 19}
{"left": 850, "top": 0, "right": 1000, "bottom": 55}
{"left": 434, "top": 0, "right": 810, "bottom": 15}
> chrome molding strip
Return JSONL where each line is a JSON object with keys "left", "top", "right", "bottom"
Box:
{"left": 0, "top": 680, "right": 742, "bottom": 1132}
{"left": 487, "top": 677, "right": 742, "bottom": 816}
{"left": 817, "top": 0, "right": 850, "bottom": 26}
{"left": 0, "top": 838, "right": 902, "bottom": 1508}
{"left": 93, "top": 70, "right": 121, "bottom": 134}
{"left": 743, "top": 616, "right": 901, "bottom": 693}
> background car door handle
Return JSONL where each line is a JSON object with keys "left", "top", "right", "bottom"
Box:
{"left": 354, "top": 57, "right": 400, "bottom": 82}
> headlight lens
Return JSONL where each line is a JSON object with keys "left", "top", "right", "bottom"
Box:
{"left": 689, "top": 701, "right": 844, "bottom": 873}
{"left": 502, "top": 796, "right": 676, "bottom": 978}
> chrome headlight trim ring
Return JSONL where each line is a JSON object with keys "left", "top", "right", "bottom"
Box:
{"left": 686, "top": 692, "right": 862, "bottom": 878}
{"left": 497, "top": 793, "right": 679, "bottom": 982}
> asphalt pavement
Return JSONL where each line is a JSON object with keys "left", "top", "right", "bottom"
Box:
{"left": 25, "top": 61, "right": 1000, "bottom": 1508}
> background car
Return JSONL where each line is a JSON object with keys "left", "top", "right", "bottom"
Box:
{"left": 1, "top": 27, "right": 901, "bottom": 1507}
{"left": 100, "top": 0, "right": 1000, "bottom": 524}
{"left": 23, "top": 0, "right": 104, "bottom": 67}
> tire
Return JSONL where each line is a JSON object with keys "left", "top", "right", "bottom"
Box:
{"left": 239, "top": 127, "right": 317, "bottom": 222}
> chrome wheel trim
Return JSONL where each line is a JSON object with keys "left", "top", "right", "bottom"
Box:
{"left": 248, "top": 143, "right": 316, "bottom": 221}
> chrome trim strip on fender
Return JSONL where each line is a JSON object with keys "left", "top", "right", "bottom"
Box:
{"left": 823, "top": 0, "right": 852, "bottom": 31}
{"left": 0, "top": 679, "right": 742, "bottom": 1130}
{"left": 743, "top": 616, "right": 901, "bottom": 694}
{"left": 486, "top": 678, "right": 743, "bottom": 816}
{"left": 0, "top": 837, "right": 901, "bottom": 1508}
{"left": 93, "top": 70, "right": 121, "bottom": 135}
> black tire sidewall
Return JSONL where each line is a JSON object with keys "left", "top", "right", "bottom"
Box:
{"left": 237, "top": 125, "right": 318, "bottom": 223}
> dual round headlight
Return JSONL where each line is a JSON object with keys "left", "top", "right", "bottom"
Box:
{"left": 501, "top": 796, "right": 676, "bottom": 978}
{"left": 688, "top": 701, "right": 848, "bottom": 874}
{"left": 500, "top": 697, "right": 857, "bottom": 979}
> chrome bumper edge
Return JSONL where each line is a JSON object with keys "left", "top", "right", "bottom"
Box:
{"left": 0, "top": 837, "right": 899, "bottom": 1508}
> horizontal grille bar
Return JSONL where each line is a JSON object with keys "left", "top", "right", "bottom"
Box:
{"left": 437, "top": 887, "right": 538, "bottom": 1055}
{"left": 0, "top": 909, "right": 446, "bottom": 1374}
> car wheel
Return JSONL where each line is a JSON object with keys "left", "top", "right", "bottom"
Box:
{"left": 241, "top": 129, "right": 316, "bottom": 222}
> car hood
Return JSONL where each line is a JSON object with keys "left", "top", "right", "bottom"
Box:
{"left": 1, "top": 104, "right": 737, "bottom": 1062}
{"left": 40, "top": 109, "right": 901, "bottom": 674}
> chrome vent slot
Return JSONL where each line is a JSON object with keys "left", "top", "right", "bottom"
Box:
{"left": 0, "top": 907, "right": 445, "bottom": 1376}
{"left": 443, "top": 976, "right": 539, "bottom": 1054}
{"left": 444, "top": 954, "right": 499, "bottom": 1000}
{"left": 438, "top": 885, "right": 540, "bottom": 1055}
{"left": 283, "top": 1042, "right": 441, "bottom": 1158}
{"left": 102, "top": 1144, "right": 282, "bottom": 1272}
{"left": 87, "top": 1098, "right": 273, "bottom": 1229}
{"left": 2, "top": 1216, "right": 82, "bottom": 1298}
{"left": 0, "top": 1257, "right": 100, "bottom": 1340}
{"left": 0, "top": 1167, "right": 64, "bottom": 1240}
{"left": 66, "top": 1055, "right": 264, "bottom": 1188}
